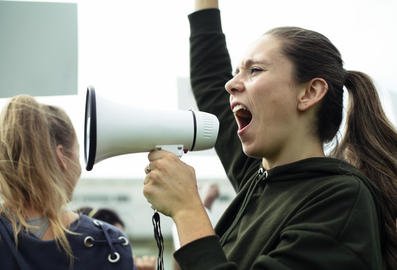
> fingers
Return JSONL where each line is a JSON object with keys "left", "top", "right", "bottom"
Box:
{"left": 134, "top": 255, "right": 157, "bottom": 270}
{"left": 145, "top": 150, "right": 166, "bottom": 177}
{"left": 144, "top": 164, "right": 151, "bottom": 174}
{"left": 147, "top": 149, "right": 164, "bottom": 161}
{"left": 144, "top": 174, "right": 150, "bottom": 185}
{"left": 145, "top": 149, "right": 181, "bottom": 179}
{"left": 148, "top": 148, "right": 180, "bottom": 162}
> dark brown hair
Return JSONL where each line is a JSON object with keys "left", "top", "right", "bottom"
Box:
{"left": 267, "top": 26, "right": 397, "bottom": 269}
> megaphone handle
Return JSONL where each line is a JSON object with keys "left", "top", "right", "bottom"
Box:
{"left": 152, "top": 210, "right": 164, "bottom": 270}
{"left": 155, "top": 145, "right": 184, "bottom": 157}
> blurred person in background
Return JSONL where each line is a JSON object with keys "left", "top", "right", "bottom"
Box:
{"left": 76, "top": 207, "right": 126, "bottom": 231}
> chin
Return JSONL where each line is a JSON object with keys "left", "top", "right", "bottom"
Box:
{"left": 241, "top": 144, "right": 263, "bottom": 159}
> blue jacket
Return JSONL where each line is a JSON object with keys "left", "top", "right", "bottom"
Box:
{"left": 0, "top": 214, "right": 135, "bottom": 270}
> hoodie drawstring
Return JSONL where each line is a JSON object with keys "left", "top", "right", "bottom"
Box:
{"left": 83, "top": 219, "right": 129, "bottom": 263}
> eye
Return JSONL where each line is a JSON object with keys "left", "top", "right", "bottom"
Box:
{"left": 249, "top": 67, "right": 263, "bottom": 74}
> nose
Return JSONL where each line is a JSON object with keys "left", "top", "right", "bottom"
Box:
{"left": 225, "top": 75, "right": 244, "bottom": 94}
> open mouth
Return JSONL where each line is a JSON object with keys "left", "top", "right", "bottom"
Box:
{"left": 232, "top": 104, "right": 252, "bottom": 130}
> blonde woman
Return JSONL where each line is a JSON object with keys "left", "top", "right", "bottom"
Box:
{"left": 0, "top": 95, "right": 135, "bottom": 269}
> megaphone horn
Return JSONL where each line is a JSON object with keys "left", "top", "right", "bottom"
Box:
{"left": 84, "top": 86, "right": 220, "bottom": 171}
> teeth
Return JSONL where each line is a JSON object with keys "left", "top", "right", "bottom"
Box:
{"left": 232, "top": 104, "right": 248, "bottom": 113}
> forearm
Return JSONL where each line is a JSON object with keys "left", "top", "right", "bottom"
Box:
{"left": 173, "top": 207, "right": 215, "bottom": 247}
{"left": 189, "top": 8, "right": 259, "bottom": 191}
{"left": 194, "top": 0, "right": 218, "bottom": 11}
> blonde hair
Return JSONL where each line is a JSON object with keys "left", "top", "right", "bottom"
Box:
{"left": 0, "top": 95, "right": 81, "bottom": 260}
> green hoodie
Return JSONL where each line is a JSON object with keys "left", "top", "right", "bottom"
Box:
{"left": 174, "top": 9, "right": 384, "bottom": 270}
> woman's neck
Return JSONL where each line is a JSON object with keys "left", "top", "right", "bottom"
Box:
{"left": 24, "top": 208, "right": 79, "bottom": 240}
{"left": 262, "top": 138, "right": 325, "bottom": 169}
{"left": 25, "top": 208, "right": 43, "bottom": 219}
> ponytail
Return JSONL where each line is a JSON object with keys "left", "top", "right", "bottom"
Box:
{"left": 334, "top": 70, "right": 397, "bottom": 269}
{"left": 268, "top": 26, "right": 396, "bottom": 268}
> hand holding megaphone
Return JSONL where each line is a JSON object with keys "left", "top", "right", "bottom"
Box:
{"left": 143, "top": 149, "right": 200, "bottom": 213}
{"left": 84, "top": 86, "right": 220, "bottom": 171}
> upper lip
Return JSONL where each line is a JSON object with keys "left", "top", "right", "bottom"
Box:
{"left": 230, "top": 100, "right": 253, "bottom": 131}
{"left": 230, "top": 101, "right": 249, "bottom": 112}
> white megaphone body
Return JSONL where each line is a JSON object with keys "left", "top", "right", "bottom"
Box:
{"left": 84, "top": 87, "right": 220, "bottom": 171}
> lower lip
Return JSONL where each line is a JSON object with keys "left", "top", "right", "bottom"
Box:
{"left": 237, "top": 122, "right": 250, "bottom": 136}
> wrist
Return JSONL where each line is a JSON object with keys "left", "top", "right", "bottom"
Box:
{"left": 173, "top": 206, "right": 215, "bottom": 247}
{"left": 194, "top": 0, "right": 218, "bottom": 11}
{"left": 173, "top": 204, "right": 204, "bottom": 223}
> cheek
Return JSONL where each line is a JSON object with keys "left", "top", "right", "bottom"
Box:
{"left": 74, "top": 162, "right": 82, "bottom": 182}
{"left": 252, "top": 90, "right": 289, "bottom": 120}
{"left": 255, "top": 89, "right": 298, "bottom": 141}
{"left": 249, "top": 77, "right": 297, "bottom": 122}
{"left": 68, "top": 158, "right": 81, "bottom": 185}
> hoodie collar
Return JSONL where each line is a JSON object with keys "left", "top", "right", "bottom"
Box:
{"left": 263, "top": 157, "right": 365, "bottom": 182}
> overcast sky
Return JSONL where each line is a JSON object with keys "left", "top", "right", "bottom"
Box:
{"left": 76, "top": 0, "right": 397, "bottom": 102}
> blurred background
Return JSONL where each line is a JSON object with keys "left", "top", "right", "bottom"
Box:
{"left": 1, "top": 0, "right": 396, "bottom": 268}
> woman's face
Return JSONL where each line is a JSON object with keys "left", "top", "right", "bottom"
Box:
{"left": 225, "top": 35, "right": 304, "bottom": 160}
{"left": 70, "top": 141, "right": 82, "bottom": 184}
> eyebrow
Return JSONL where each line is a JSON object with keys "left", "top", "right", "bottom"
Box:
{"left": 233, "top": 59, "right": 271, "bottom": 75}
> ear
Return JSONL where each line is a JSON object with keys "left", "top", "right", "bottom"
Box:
{"left": 297, "top": 78, "right": 328, "bottom": 112}
{"left": 56, "top": 145, "right": 68, "bottom": 169}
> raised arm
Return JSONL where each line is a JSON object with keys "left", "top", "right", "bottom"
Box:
{"left": 189, "top": 0, "right": 260, "bottom": 191}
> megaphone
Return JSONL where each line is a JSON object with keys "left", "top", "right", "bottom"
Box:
{"left": 84, "top": 86, "right": 220, "bottom": 171}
